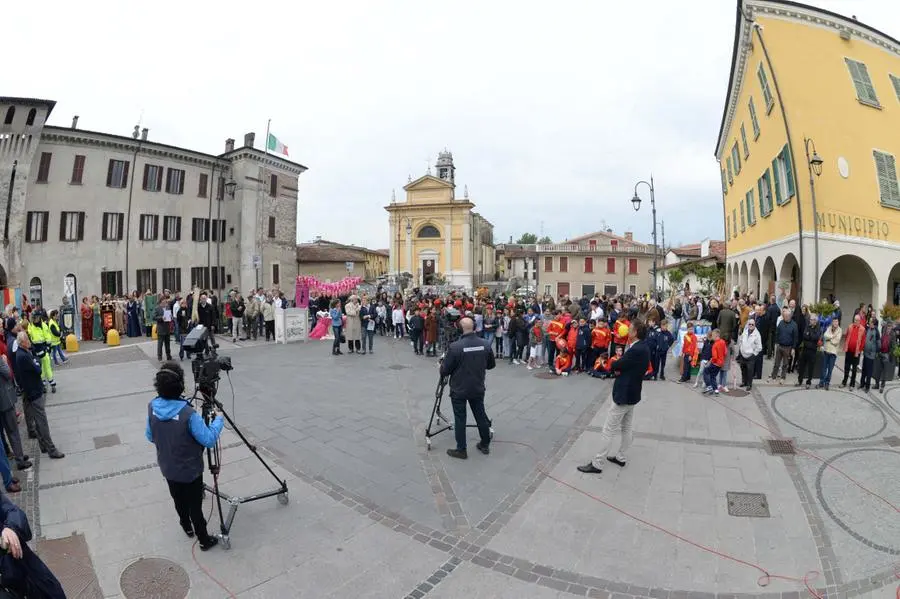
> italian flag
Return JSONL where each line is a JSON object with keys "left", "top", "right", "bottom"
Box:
{"left": 267, "top": 133, "right": 289, "bottom": 156}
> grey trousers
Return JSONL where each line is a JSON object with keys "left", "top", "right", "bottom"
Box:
{"left": 24, "top": 394, "right": 56, "bottom": 454}
{"left": 0, "top": 408, "right": 26, "bottom": 465}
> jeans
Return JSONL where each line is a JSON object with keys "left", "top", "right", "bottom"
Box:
{"left": 394, "top": 323, "right": 404, "bottom": 338}
{"left": 0, "top": 408, "right": 26, "bottom": 466}
{"left": 412, "top": 330, "right": 424, "bottom": 354}
{"left": 797, "top": 348, "right": 816, "bottom": 384}
{"left": 0, "top": 450, "right": 11, "bottom": 489}
{"left": 771, "top": 345, "right": 793, "bottom": 379}
{"left": 50, "top": 345, "right": 67, "bottom": 364}
{"left": 860, "top": 356, "right": 874, "bottom": 390}
{"left": 841, "top": 353, "right": 860, "bottom": 387}
{"left": 167, "top": 475, "right": 214, "bottom": 545}
{"left": 364, "top": 329, "right": 375, "bottom": 352}
{"left": 231, "top": 317, "right": 242, "bottom": 340}
{"left": 24, "top": 394, "right": 57, "bottom": 453}
{"left": 704, "top": 364, "right": 721, "bottom": 389}
{"left": 821, "top": 352, "right": 837, "bottom": 385}
{"left": 483, "top": 332, "right": 495, "bottom": 353}
{"left": 590, "top": 402, "right": 635, "bottom": 468}
{"left": 545, "top": 337, "right": 556, "bottom": 370}
{"left": 739, "top": 354, "right": 755, "bottom": 387}
{"left": 332, "top": 325, "right": 342, "bottom": 354}
{"left": 157, "top": 334, "right": 171, "bottom": 361}
{"left": 680, "top": 355, "right": 693, "bottom": 381}
{"left": 496, "top": 334, "right": 504, "bottom": 357}
{"left": 450, "top": 396, "right": 491, "bottom": 451}
{"left": 508, "top": 336, "right": 518, "bottom": 363}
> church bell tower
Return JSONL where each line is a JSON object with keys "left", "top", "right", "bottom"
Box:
{"left": 435, "top": 149, "right": 455, "bottom": 187}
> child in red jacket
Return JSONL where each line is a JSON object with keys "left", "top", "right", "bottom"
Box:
{"left": 702, "top": 329, "right": 727, "bottom": 395}
{"left": 555, "top": 347, "right": 574, "bottom": 376}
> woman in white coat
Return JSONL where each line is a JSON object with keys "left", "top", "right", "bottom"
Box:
{"left": 344, "top": 295, "right": 362, "bottom": 353}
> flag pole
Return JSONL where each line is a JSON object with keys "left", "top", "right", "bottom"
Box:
{"left": 265, "top": 118, "right": 271, "bottom": 157}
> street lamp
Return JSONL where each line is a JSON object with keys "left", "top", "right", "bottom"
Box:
{"left": 631, "top": 176, "right": 659, "bottom": 296}
{"left": 406, "top": 218, "right": 412, "bottom": 237}
{"left": 804, "top": 137, "right": 823, "bottom": 299}
{"left": 224, "top": 179, "right": 237, "bottom": 198}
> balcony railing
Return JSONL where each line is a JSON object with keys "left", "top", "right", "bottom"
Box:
{"left": 536, "top": 243, "right": 651, "bottom": 254}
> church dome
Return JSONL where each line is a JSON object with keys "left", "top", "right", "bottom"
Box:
{"left": 436, "top": 149, "right": 453, "bottom": 165}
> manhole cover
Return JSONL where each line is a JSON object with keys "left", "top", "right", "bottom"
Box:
{"left": 120, "top": 557, "right": 190, "bottom": 599}
{"left": 93, "top": 434, "right": 121, "bottom": 449}
{"left": 884, "top": 435, "right": 900, "bottom": 447}
{"left": 388, "top": 364, "right": 408, "bottom": 370}
{"left": 726, "top": 492, "right": 770, "bottom": 518}
{"left": 766, "top": 438, "right": 796, "bottom": 455}
{"left": 726, "top": 389, "right": 749, "bottom": 397}
{"left": 534, "top": 372, "right": 559, "bottom": 380}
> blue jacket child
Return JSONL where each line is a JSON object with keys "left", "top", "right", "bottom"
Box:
{"left": 575, "top": 323, "right": 591, "bottom": 350}
{"left": 656, "top": 328, "right": 675, "bottom": 355}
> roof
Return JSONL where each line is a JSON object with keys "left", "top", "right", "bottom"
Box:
{"left": 309, "top": 239, "right": 388, "bottom": 256}
{"left": 567, "top": 229, "right": 642, "bottom": 246}
{"left": 657, "top": 255, "right": 726, "bottom": 270}
{"left": 296, "top": 244, "right": 366, "bottom": 263}
{"left": 0, "top": 97, "right": 56, "bottom": 117}
{"left": 670, "top": 241, "right": 726, "bottom": 260}
{"left": 715, "top": 0, "right": 900, "bottom": 158}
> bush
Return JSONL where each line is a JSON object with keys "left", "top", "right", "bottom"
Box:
{"left": 881, "top": 303, "right": 900, "bottom": 322}
{"left": 809, "top": 301, "right": 836, "bottom": 318}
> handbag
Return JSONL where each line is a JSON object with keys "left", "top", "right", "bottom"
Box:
{"left": 340, "top": 333, "right": 346, "bottom": 343}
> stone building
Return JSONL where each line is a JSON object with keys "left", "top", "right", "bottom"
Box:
{"left": 0, "top": 96, "right": 307, "bottom": 307}
{"left": 385, "top": 151, "right": 495, "bottom": 289}
{"left": 296, "top": 238, "right": 389, "bottom": 282}
{"left": 657, "top": 239, "right": 726, "bottom": 295}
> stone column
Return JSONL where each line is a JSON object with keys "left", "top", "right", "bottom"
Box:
{"left": 462, "top": 214, "right": 471, "bottom": 285}
{"left": 388, "top": 216, "right": 395, "bottom": 274}
{"left": 406, "top": 224, "right": 413, "bottom": 280}
{"left": 444, "top": 219, "right": 452, "bottom": 275}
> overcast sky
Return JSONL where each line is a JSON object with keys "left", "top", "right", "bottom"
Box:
{"left": 9, "top": 0, "right": 898, "bottom": 250}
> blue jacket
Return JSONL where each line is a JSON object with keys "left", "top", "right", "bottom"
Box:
{"left": 646, "top": 326, "right": 660, "bottom": 354}
{"left": 14, "top": 348, "right": 43, "bottom": 401}
{"left": 329, "top": 307, "right": 343, "bottom": 327}
{"left": 656, "top": 330, "right": 675, "bottom": 354}
{"left": 144, "top": 397, "right": 224, "bottom": 448}
{"left": 776, "top": 320, "right": 799, "bottom": 347}
{"left": 575, "top": 324, "right": 590, "bottom": 349}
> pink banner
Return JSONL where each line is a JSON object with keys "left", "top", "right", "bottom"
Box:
{"left": 296, "top": 275, "right": 363, "bottom": 297}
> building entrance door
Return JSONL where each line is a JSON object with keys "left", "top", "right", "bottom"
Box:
{"left": 557, "top": 282, "right": 570, "bottom": 298}
{"left": 422, "top": 259, "right": 435, "bottom": 285}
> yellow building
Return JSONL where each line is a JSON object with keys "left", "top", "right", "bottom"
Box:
{"left": 296, "top": 238, "right": 388, "bottom": 282}
{"left": 385, "top": 151, "right": 495, "bottom": 289}
{"left": 717, "top": 0, "right": 900, "bottom": 310}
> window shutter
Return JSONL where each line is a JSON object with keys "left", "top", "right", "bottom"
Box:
{"left": 153, "top": 215, "right": 159, "bottom": 240}
{"left": 782, "top": 145, "right": 795, "bottom": 197}
{"left": 157, "top": 167, "right": 164, "bottom": 191}
{"left": 25, "top": 213, "right": 33, "bottom": 242}
{"left": 268, "top": 216, "right": 275, "bottom": 238}
{"left": 117, "top": 213, "right": 124, "bottom": 240}
{"left": 116, "top": 271, "right": 123, "bottom": 296}
{"left": 874, "top": 151, "right": 900, "bottom": 207}
{"left": 204, "top": 219, "right": 210, "bottom": 241}
{"left": 177, "top": 217, "right": 182, "bottom": 241}
{"left": 770, "top": 159, "right": 782, "bottom": 206}
{"left": 59, "top": 213, "right": 66, "bottom": 241}
{"left": 77, "top": 212, "right": 85, "bottom": 240}
{"left": 178, "top": 173, "right": 184, "bottom": 195}
{"left": 41, "top": 212, "right": 48, "bottom": 241}
{"left": 102, "top": 213, "right": 108, "bottom": 239}
{"left": 122, "top": 162, "right": 130, "bottom": 188}
{"left": 740, "top": 202, "right": 745, "bottom": 231}
{"left": 758, "top": 177, "right": 766, "bottom": 216}
{"left": 106, "top": 160, "right": 114, "bottom": 186}
{"left": 142, "top": 165, "right": 149, "bottom": 190}
{"left": 720, "top": 169, "right": 727, "bottom": 194}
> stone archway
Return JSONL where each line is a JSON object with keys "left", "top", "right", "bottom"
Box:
{"left": 749, "top": 259, "right": 761, "bottom": 300}
{"left": 0, "top": 264, "right": 7, "bottom": 288}
{"left": 779, "top": 253, "right": 799, "bottom": 304}
{"left": 887, "top": 263, "right": 900, "bottom": 306}
{"left": 820, "top": 255, "right": 876, "bottom": 311}
{"left": 739, "top": 262, "right": 749, "bottom": 295}
{"left": 762, "top": 257, "right": 777, "bottom": 301}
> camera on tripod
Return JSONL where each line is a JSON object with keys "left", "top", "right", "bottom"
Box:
{"left": 181, "top": 325, "right": 233, "bottom": 393}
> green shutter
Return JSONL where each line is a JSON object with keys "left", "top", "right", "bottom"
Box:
{"left": 845, "top": 58, "right": 879, "bottom": 105}
{"left": 749, "top": 98, "right": 760, "bottom": 138}
{"left": 771, "top": 158, "right": 783, "bottom": 206}
{"left": 747, "top": 189, "right": 755, "bottom": 224}
{"left": 726, "top": 216, "right": 731, "bottom": 241}
{"left": 733, "top": 142, "right": 741, "bottom": 174}
{"left": 764, "top": 170, "right": 774, "bottom": 212}
{"left": 721, "top": 168, "right": 727, "bottom": 194}
{"left": 758, "top": 177, "right": 766, "bottom": 216}
{"left": 758, "top": 64, "right": 773, "bottom": 110}
{"left": 782, "top": 144, "right": 796, "bottom": 198}
{"left": 727, "top": 157, "right": 733, "bottom": 184}
{"left": 874, "top": 150, "right": 900, "bottom": 207}
{"left": 740, "top": 202, "right": 745, "bottom": 231}
{"left": 891, "top": 74, "right": 900, "bottom": 102}
{"left": 741, "top": 124, "right": 749, "bottom": 157}
{"left": 733, "top": 209, "right": 738, "bottom": 237}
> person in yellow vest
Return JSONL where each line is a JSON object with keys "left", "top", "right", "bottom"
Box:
{"left": 26, "top": 313, "right": 55, "bottom": 394}
{"left": 47, "top": 310, "right": 68, "bottom": 366}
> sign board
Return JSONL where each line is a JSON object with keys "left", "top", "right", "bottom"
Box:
{"left": 63, "top": 276, "right": 76, "bottom": 297}
{"left": 252, "top": 255, "right": 262, "bottom": 269}
{"left": 275, "top": 307, "right": 309, "bottom": 344}
{"left": 345, "top": 261, "right": 354, "bottom": 272}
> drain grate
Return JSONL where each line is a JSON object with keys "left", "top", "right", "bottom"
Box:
{"left": 884, "top": 435, "right": 900, "bottom": 447}
{"left": 534, "top": 372, "right": 560, "bottom": 380}
{"left": 120, "top": 557, "right": 190, "bottom": 599}
{"left": 93, "top": 434, "right": 121, "bottom": 449}
{"left": 727, "top": 492, "right": 771, "bottom": 518}
{"left": 766, "top": 438, "right": 796, "bottom": 455}
{"left": 388, "top": 364, "right": 408, "bottom": 370}
{"left": 726, "top": 388, "right": 749, "bottom": 397}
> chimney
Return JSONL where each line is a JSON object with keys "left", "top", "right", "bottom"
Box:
{"left": 71, "top": 115, "right": 79, "bottom": 129}
{"left": 624, "top": 231, "right": 633, "bottom": 241}
{"left": 225, "top": 138, "right": 235, "bottom": 152}
{"left": 244, "top": 132, "right": 255, "bottom": 148}
{"left": 140, "top": 128, "right": 148, "bottom": 141}
{"left": 132, "top": 125, "right": 140, "bottom": 139}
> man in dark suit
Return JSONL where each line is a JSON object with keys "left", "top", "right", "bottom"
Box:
{"left": 577, "top": 319, "right": 650, "bottom": 474}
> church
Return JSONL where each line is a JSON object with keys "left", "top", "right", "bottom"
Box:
{"left": 385, "top": 151, "right": 495, "bottom": 290}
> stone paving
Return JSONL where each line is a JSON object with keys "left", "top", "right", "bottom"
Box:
{"left": 18, "top": 336, "right": 900, "bottom": 598}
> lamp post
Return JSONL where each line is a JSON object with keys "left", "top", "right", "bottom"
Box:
{"left": 405, "top": 218, "right": 412, "bottom": 287}
{"left": 631, "top": 176, "right": 658, "bottom": 296}
{"left": 804, "top": 138, "right": 823, "bottom": 301}
{"left": 219, "top": 179, "right": 236, "bottom": 291}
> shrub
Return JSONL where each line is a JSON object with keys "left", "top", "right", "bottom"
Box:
{"left": 809, "top": 301, "right": 836, "bottom": 318}
{"left": 881, "top": 303, "right": 900, "bottom": 322}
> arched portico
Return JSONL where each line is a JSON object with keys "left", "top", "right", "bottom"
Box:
{"left": 820, "top": 255, "right": 876, "bottom": 311}
{"left": 739, "top": 262, "right": 749, "bottom": 295}
{"left": 749, "top": 259, "right": 760, "bottom": 300}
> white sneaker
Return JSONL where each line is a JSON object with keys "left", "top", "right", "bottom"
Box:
{"left": 562, "top": 372, "right": 569, "bottom": 377}
{"left": 513, "top": 360, "right": 520, "bottom": 365}
{"left": 722, "top": 386, "right": 729, "bottom": 393}
{"left": 526, "top": 365, "right": 533, "bottom": 370}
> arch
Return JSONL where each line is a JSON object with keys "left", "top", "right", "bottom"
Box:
{"left": 749, "top": 259, "right": 761, "bottom": 299}
{"left": 779, "top": 253, "right": 799, "bottom": 304}
{"left": 761, "top": 257, "right": 777, "bottom": 301}
{"left": 25, "top": 108, "right": 36, "bottom": 126}
{"left": 739, "top": 261, "right": 749, "bottom": 294}
{"left": 819, "top": 255, "right": 876, "bottom": 311}
{"left": 0, "top": 264, "right": 7, "bottom": 288}
{"left": 28, "top": 277, "right": 43, "bottom": 308}
{"left": 3, "top": 107, "right": 14, "bottom": 125}
{"left": 417, "top": 224, "right": 441, "bottom": 238}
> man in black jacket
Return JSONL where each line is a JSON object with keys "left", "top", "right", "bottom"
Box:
{"left": 14, "top": 332, "right": 63, "bottom": 459}
{"left": 578, "top": 319, "right": 651, "bottom": 474}
{"left": 765, "top": 297, "right": 781, "bottom": 358}
{"left": 0, "top": 492, "right": 67, "bottom": 598}
{"left": 440, "top": 317, "right": 495, "bottom": 459}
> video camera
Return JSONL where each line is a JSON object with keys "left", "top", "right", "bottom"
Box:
{"left": 182, "top": 325, "right": 233, "bottom": 391}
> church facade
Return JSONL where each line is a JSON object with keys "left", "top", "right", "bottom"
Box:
{"left": 385, "top": 151, "right": 495, "bottom": 290}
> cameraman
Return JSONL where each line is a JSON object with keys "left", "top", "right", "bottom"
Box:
{"left": 439, "top": 317, "right": 494, "bottom": 459}
{"left": 145, "top": 362, "right": 224, "bottom": 551}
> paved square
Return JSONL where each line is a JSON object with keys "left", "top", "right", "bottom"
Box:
{"left": 23, "top": 339, "right": 900, "bottom": 598}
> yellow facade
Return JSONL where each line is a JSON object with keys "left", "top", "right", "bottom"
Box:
{"left": 716, "top": 0, "right": 900, "bottom": 308}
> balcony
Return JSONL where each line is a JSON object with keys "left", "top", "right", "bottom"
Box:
{"left": 536, "top": 243, "right": 651, "bottom": 254}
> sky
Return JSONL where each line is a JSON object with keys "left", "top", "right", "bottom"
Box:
{"left": 8, "top": 0, "right": 898, "bottom": 250}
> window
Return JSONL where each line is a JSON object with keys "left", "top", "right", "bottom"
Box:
{"left": 874, "top": 150, "right": 900, "bottom": 207}
{"left": 416, "top": 224, "right": 439, "bottom": 238}
{"left": 581, "top": 284, "right": 595, "bottom": 297}
{"left": 269, "top": 174, "right": 278, "bottom": 197}
{"left": 190, "top": 267, "right": 210, "bottom": 289}
{"left": 606, "top": 258, "right": 616, "bottom": 273}
{"left": 732, "top": 209, "right": 738, "bottom": 237}
{"left": 165, "top": 168, "right": 185, "bottom": 194}
{"left": 584, "top": 257, "right": 593, "bottom": 273}
{"left": 36, "top": 152, "right": 52, "bottom": 183}
{"left": 603, "top": 284, "right": 617, "bottom": 296}
{"left": 163, "top": 216, "right": 182, "bottom": 241}
{"left": 71, "top": 155, "right": 85, "bottom": 184}
{"left": 610, "top": 239, "right": 618, "bottom": 250}
{"left": 726, "top": 216, "right": 731, "bottom": 241}
{"left": 100, "top": 271, "right": 123, "bottom": 296}
{"left": 559, "top": 257, "right": 568, "bottom": 272}
{"left": 628, "top": 258, "right": 638, "bottom": 275}
{"left": 217, "top": 176, "right": 225, "bottom": 200}
{"left": 26, "top": 109, "right": 36, "bottom": 126}
{"left": 163, "top": 268, "right": 182, "bottom": 292}
{"left": 731, "top": 142, "right": 741, "bottom": 175}
{"left": 211, "top": 219, "right": 226, "bottom": 242}
{"left": 268, "top": 216, "right": 276, "bottom": 238}
{"left": 772, "top": 145, "right": 795, "bottom": 205}
{"left": 142, "top": 164, "right": 163, "bottom": 191}
{"left": 726, "top": 157, "right": 733, "bottom": 185}
{"left": 198, "top": 173, "right": 208, "bottom": 198}
{"left": 749, "top": 97, "right": 760, "bottom": 139}
{"left": 25, "top": 211, "right": 49, "bottom": 242}
{"left": 720, "top": 168, "right": 727, "bottom": 194}
{"left": 740, "top": 201, "right": 746, "bottom": 232}
{"left": 139, "top": 214, "right": 159, "bottom": 241}
{"left": 272, "top": 263, "right": 280, "bottom": 286}
{"left": 746, "top": 189, "right": 756, "bottom": 225}
{"left": 136, "top": 269, "right": 157, "bottom": 293}
{"left": 844, "top": 58, "right": 879, "bottom": 107}
{"left": 210, "top": 266, "right": 225, "bottom": 290}
{"left": 588, "top": 239, "right": 597, "bottom": 249}
{"left": 891, "top": 74, "right": 900, "bottom": 103}
{"left": 757, "top": 63, "right": 774, "bottom": 113}
{"left": 544, "top": 256, "right": 552, "bottom": 272}
{"left": 59, "top": 211, "right": 84, "bottom": 241}
{"left": 192, "top": 218, "right": 210, "bottom": 242}
{"left": 3, "top": 107, "right": 13, "bottom": 125}
{"left": 506, "top": 259, "right": 512, "bottom": 270}
{"left": 106, "top": 159, "right": 130, "bottom": 188}
{"left": 759, "top": 168, "right": 773, "bottom": 216}
{"left": 101, "top": 212, "right": 124, "bottom": 240}
{"left": 740, "top": 124, "right": 749, "bottom": 158}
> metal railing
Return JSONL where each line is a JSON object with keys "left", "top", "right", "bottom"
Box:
{"left": 535, "top": 243, "right": 651, "bottom": 254}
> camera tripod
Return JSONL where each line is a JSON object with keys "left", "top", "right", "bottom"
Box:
{"left": 424, "top": 374, "right": 493, "bottom": 450}
{"left": 193, "top": 381, "right": 289, "bottom": 550}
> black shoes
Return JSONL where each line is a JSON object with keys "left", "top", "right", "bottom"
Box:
{"left": 476, "top": 442, "right": 490, "bottom": 455}
{"left": 446, "top": 449, "right": 468, "bottom": 460}
{"left": 606, "top": 456, "right": 626, "bottom": 468}
{"left": 181, "top": 523, "right": 195, "bottom": 538}
{"left": 199, "top": 537, "right": 219, "bottom": 551}
{"left": 48, "top": 450, "right": 65, "bottom": 459}
{"left": 16, "top": 461, "right": 32, "bottom": 471}
{"left": 577, "top": 462, "right": 602, "bottom": 474}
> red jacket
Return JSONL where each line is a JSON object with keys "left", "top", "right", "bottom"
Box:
{"left": 711, "top": 338, "right": 727, "bottom": 367}
{"left": 591, "top": 327, "right": 610, "bottom": 349}
{"left": 845, "top": 323, "right": 865, "bottom": 355}
{"left": 566, "top": 326, "right": 578, "bottom": 353}
{"left": 613, "top": 319, "right": 631, "bottom": 345}
{"left": 682, "top": 332, "right": 699, "bottom": 365}
{"left": 555, "top": 353, "right": 573, "bottom": 372}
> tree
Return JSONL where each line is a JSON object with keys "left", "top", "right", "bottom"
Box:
{"left": 537, "top": 235, "right": 552, "bottom": 244}
{"left": 516, "top": 233, "right": 538, "bottom": 244}
{"left": 666, "top": 268, "right": 685, "bottom": 293}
